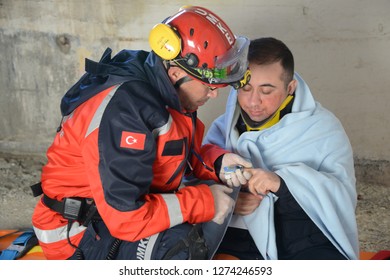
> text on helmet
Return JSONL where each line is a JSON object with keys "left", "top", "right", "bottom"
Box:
{"left": 194, "top": 8, "right": 234, "bottom": 46}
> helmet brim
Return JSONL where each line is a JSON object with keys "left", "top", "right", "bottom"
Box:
{"left": 174, "top": 36, "right": 250, "bottom": 88}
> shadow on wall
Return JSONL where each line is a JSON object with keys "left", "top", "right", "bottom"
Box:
{"left": 354, "top": 158, "right": 390, "bottom": 187}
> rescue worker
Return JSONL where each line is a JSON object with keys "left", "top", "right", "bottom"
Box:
{"left": 31, "top": 6, "right": 252, "bottom": 260}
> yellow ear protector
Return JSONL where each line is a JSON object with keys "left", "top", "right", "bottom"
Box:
{"left": 149, "top": 23, "right": 182, "bottom": 60}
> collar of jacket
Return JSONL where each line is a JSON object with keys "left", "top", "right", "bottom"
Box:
{"left": 145, "top": 52, "right": 182, "bottom": 112}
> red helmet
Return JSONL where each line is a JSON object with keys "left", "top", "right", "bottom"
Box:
{"left": 149, "top": 6, "right": 250, "bottom": 89}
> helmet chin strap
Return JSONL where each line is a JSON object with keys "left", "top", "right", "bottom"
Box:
{"left": 174, "top": 75, "right": 193, "bottom": 89}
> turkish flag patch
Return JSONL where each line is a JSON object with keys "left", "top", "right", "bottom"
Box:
{"left": 120, "top": 131, "right": 146, "bottom": 150}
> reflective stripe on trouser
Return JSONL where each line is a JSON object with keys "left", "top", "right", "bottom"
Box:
{"left": 33, "top": 222, "right": 87, "bottom": 244}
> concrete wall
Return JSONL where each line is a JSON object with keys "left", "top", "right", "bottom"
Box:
{"left": 1, "top": 0, "right": 389, "bottom": 182}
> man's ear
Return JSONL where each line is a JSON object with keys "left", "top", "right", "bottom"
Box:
{"left": 287, "top": 79, "right": 297, "bottom": 95}
{"left": 167, "top": 65, "right": 184, "bottom": 83}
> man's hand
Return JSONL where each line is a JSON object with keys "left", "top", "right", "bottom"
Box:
{"left": 220, "top": 153, "right": 252, "bottom": 187}
{"left": 234, "top": 191, "right": 263, "bottom": 216}
{"left": 246, "top": 168, "right": 281, "bottom": 197}
{"left": 209, "top": 184, "right": 234, "bottom": 224}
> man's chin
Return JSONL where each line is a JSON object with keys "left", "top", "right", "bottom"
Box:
{"left": 249, "top": 116, "right": 266, "bottom": 122}
{"left": 184, "top": 107, "right": 198, "bottom": 113}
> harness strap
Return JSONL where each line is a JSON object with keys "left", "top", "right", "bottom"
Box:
{"left": 30, "top": 182, "right": 43, "bottom": 197}
{"left": 30, "top": 182, "right": 101, "bottom": 225}
{"left": 42, "top": 195, "right": 101, "bottom": 225}
{"left": 42, "top": 194, "right": 64, "bottom": 213}
{"left": 0, "top": 229, "right": 38, "bottom": 260}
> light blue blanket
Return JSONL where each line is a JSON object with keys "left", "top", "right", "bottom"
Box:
{"left": 203, "top": 73, "right": 359, "bottom": 259}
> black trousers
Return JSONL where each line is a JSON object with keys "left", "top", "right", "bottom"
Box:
{"left": 217, "top": 227, "right": 264, "bottom": 260}
{"left": 217, "top": 226, "right": 346, "bottom": 260}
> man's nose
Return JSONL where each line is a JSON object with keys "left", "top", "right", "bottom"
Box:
{"left": 250, "top": 92, "right": 262, "bottom": 104}
{"left": 207, "top": 89, "right": 219, "bottom": 99}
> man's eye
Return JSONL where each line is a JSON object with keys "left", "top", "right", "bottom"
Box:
{"left": 260, "top": 87, "right": 274, "bottom": 95}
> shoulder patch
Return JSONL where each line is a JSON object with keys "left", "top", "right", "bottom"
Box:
{"left": 120, "top": 131, "right": 146, "bottom": 150}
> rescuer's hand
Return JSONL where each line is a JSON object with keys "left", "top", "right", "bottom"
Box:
{"left": 209, "top": 184, "right": 234, "bottom": 224}
{"left": 219, "top": 153, "right": 252, "bottom": 187}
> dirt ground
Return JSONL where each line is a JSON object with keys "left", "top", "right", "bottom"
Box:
{"left": 0, "top": 153, "right": 389, "bottom": 253}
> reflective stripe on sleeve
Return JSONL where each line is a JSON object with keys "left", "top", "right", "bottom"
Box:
{"left": 152, "top": 114, "right": 173, "bottom": 139}
{"left": 85, "top": 84, "right": 122, "bottom": 138}
{"left": 33, "top": 222, "right": 87, "bottom": 244}
{"left": 160, "top": 193, "right": 183, "bottom": 228}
